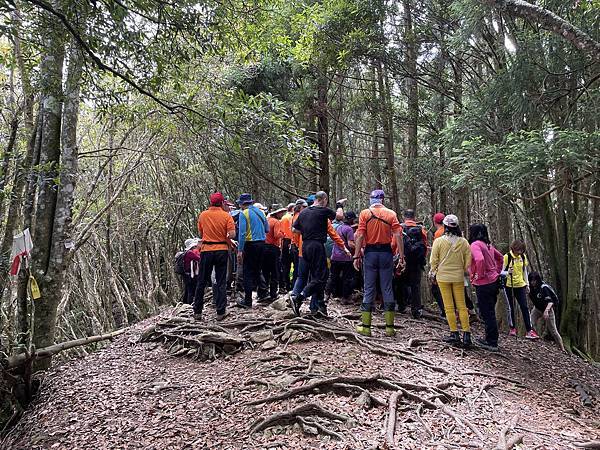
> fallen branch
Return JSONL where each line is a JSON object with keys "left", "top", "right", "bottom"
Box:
{"left": 574, "top": 441, "right": 600, "bottom": 449}
{"left": 5, "top": 329, "right": 126, "bottom": 368}
{"left": 462, "top": 371, "right": 524, "bottom": 387}
{"left": 434, "top": 398, "right": 485, "bottom": 441}
{"left": 386, "top": 391, "right": 402, "bottom": 447}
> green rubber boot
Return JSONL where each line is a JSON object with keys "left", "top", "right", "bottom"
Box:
{"left": 384, "top": 310, "right": 396, "bottom": 337}
{"left": 356, "top": 311, "right": 372, "bottom": 337}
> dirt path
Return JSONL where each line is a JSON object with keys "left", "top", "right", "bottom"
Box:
{"left": 3, "top": 300, "right": 599, "bottom": 449}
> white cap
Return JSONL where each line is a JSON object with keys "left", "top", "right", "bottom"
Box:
{"left": 443, "top": 214, "right": 459, "bottom": 227}
{"left": 253, "top": 202, "right": 267, "bottom": 211}
{"left": 184, "top": 238, "right": 199, "bottom": 250}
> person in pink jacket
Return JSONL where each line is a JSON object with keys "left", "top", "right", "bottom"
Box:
{"left": 468, "top": 224, "right": 503, "bottom": 351}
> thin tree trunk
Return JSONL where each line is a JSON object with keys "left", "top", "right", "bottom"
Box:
{"left": 316, "top": 73, "right": 329, "bottom": 192}
{"left": 403, "top": 0, "right": 418, "bottom": 212}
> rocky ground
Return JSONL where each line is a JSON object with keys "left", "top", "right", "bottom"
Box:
{"left": 2, "top": 296, "right": 599, "bottom": 450}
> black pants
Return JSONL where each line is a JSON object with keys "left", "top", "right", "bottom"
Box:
{"left": 326, "top": 260, "right": 354, "bottom": 299}
{"left": 183, "top": 273, "right": 197, "bottom": 305}
{"left": 243, "top": 241, "right": 266, "bottom": 305}
{"left": 263, "top": 244, "right": 280, "bottom": 298}
{"left": 476, "top": 280, "right": 500, "bottom": 345}
{"left": 280, "top": 238, "right": 293, "bottom": 290}
{"left": 395, "top": 269, "right": 423, "bottom": 314}
{"left": 194, "top": 250, "right": 228, "bottom": 315}
{"left": 290, "top": 244, "right": 299, "bottom": 288}
{"left": 301, "top": 240, "right": 328, "bottom": 300}
{"left": 504, "top": 285, "right": 532, "bottom": 331}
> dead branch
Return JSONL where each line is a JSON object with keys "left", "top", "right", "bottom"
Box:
{"left": 462, "top": 371, "right": 525, "bottom": 387}
{"left": 574, "top": 441, "right": 600, "bottom": 449}
{"left": 434, "top": 398, "right": 485, "bottom": 441}
{"left": 5, "top": 329, "right": 126, "bottom": 368}
{"left": 386, "top": 391, "right": 402, "bottom": 447}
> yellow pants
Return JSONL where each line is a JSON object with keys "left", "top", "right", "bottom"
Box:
{"left": 438, "top": 281, "right": 470, "bottom": 332}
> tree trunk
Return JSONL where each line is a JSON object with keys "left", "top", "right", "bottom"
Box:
{"left": 403, "top": 0, "right": 418, "bottom": 212}
{"left": 316, "top": 73, "right": 329, "bottom": 192}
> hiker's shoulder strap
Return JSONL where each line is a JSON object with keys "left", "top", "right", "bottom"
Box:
{"left": 504, "top": 252, "right": 513, "bottom": 271}
{"left": 366, "top": 207, "right": 392, "bottom": 227}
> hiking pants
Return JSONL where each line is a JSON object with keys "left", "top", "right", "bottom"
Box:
{"left": 475, "top": 280, "right": 500, "bottom": 345}
{"left": 183, "top": 273, "right": 197, "bottom": 305}
{"left": 263, "top": 244, "right": 280, "bottom": 299}
{"left": 396, "top": 268, "right": 423, "bottom": 314}
{"left": 504, "top": 286, "right": 532, "bottom": 331}
{"left": 438, "top": 281, "right": 470, "bottom": 332}
{"left": 280, "top": 238, "right": 293, "bottom": 290}
{"left": 430, "top": 283, "right": 445, "bottom": 317}
{"left": 361, "top": 249, "right": 394, "bottom": 312}
{"left": 530, "top": 308, "right": 564, "bottom": 348}
{"left": 326, "top": 260, "right": 354, "bottom": 299}
{"left": 300, "top": 240, "right": 329, "bottom": 301}
{"left": 242, "top": 241, "right": 266, "bottom": 305}
{"left": 194, "top": 250, "right": 228, "bottom": 315}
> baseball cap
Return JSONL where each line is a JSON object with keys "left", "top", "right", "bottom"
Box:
{"left": 443, "top": 214, "right": 459, "bottom": 227}
{"left": 433, "top": 212, "right": 445, "bottom": 225}
{"left": 210, "top": 192, "right": 224, "bottom": 206}
{"left": 370, "top": 189, "right": 385, "bottom": 199}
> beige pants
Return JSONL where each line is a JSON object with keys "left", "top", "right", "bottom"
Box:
{"left": 530, "top": 308, "right": 564, "bottom": 349}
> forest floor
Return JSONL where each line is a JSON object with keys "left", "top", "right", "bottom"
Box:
{"left": 3, "top": 296, "right": 600, "bottom": 450}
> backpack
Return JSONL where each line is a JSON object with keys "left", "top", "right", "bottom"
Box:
{"left": 325, "top": 221, "right": 343, "bottom": 259}
{"left": 174, "top": 251, "right": 186, "bottom": 275}
{"left": 402, "top": 225, "right": 426, "bottom": 268}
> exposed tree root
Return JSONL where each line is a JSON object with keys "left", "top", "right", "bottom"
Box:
{"left": 435, "top": 398, "right": 485, "bottom": 441}
{"left": 250, "top": 402, "right": 349, "bottom": 438}
{"left": 386, "top": 391, "right": 403, "bottom": 447}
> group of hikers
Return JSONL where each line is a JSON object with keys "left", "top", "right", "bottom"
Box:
{"left": 175, "top": 189, "right": 565, "bottom": 352}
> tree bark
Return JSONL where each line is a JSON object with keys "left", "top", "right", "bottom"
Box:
{"left": 316, "top": 73, "right": 329, "bottom": 192}
{"left": 403, "top": 0, "right": 418, "bottom": 212}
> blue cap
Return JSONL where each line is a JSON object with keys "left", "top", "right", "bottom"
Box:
{"left": 370, "top": 189, "right": 385, "bottom": 199}
{"left": 306, "top": 194, "right": 316, "bottom": 205}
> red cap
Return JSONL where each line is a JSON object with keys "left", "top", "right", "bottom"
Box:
{"left": 210, "top": 192, "right": 224, "bottom": 206}
{"left": 433, "top": 212, "right": 445, "bottom": 225}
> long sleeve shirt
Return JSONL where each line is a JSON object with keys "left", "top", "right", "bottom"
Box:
{"left": 469, "top": 241, "right": 503, "bottom": 286}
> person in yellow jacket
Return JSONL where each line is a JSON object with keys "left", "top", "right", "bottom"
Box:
{"left": 429, "top": 214, "right": 473, "bottom": 347}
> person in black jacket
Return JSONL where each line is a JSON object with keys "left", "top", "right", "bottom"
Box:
{"left": 528, "top": 272, "right": 566, "bottom": 352}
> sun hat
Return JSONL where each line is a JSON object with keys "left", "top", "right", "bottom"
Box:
{"left": 237, "top": 193, "right": 253, "bottom": 205}
{"left": 184, "top": 238, "right": 199, "bottom": 251}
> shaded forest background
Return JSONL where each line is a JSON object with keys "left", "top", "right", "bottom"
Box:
{"left": 0, "top": 0, "right": 598, "bottom": 396}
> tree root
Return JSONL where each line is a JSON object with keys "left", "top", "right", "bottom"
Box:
{"left": 462, "top": 371, "right": 525, "bottom": 387}
{"left": 250, "top": 402, "right": 349, "bottom": 437}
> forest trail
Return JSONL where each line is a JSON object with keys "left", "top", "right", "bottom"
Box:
{"left": 3, "top": 299, "right": 599, "bottom": 450}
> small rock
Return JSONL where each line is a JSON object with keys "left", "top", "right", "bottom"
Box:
{"left": 270, "top": 297, "right": 288, "bottom": 311}
{"left": 250, "top": 331, "right": 273, "bottom": 344}
{"left": 261, "top": 340, "right": 278, "bottom": 350}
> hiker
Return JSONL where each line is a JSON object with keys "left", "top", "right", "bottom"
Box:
{"left": 291, "top": 191, "right": 350, "bottom": 317}
{"left": 194, "top": 192, "right": 236, "bottom": 321}
{"left": 396, "top": 209, "right": 428, "bottom": 318}
{"left": 279, "top": 203, "right": 295, "bottom": 292}
{"left": 429, "top": 214, "right": 472, "bottom": 347}
{"left": 528, "top": 271, "right": 566, "bottom": 352}
{"left": 502, "top": 240, "right": 539, "bottom": 339}
{"left": 179, "top": 238, "right": 200, "bottom": 305}
{"left": 325, "top": 211, "right": 357, "bottom": 304}
{"left": 353, "top": 190, "right": 404, "bottom": 337}
{"left": 236, "top": 194, "right": 269, "bottom": 308}
{"left": 430, "top": 212, "right": 446, "bottom": 317}
{"left": 262, "top": 205, "right": 287, "bottom": 302}
{"left": 290, "top": 199, "right": 308, "bottom": 288}
{"left": 468, "top": 224, "right": 503, "bottom": 351}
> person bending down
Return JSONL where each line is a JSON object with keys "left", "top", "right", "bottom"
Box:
{"left": 528, "top": 272, "right": 566, "bottom": 352}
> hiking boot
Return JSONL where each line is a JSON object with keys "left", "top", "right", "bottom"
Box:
{"left": 356, "top": 311, "right": 372, "bottom": 337}
{"left": 216, "top": 311, "right": 230, "bottom": 321}
{"left": 193, "top": 313, "right": 203, "bottom": 321}
{"left": 412, "top": 309, "right": 423, "bottom": 319}
{"left": 235, "top": 299, "right": 252, "bottom": 309}
{"left": 526, "top": 329, "right": 540, "bottom": 340}
{"left": 476, "top": 338, "right": 498, "bottom": 352}
{"left": 256, "top": 295, "right": 272, "bottom": 304}
{"left": 443, "top": 331, "right": 461, "bottom": 345}
{"left": 462, "top": 331, "right": 473, "bottom": 349}
{"left": 316, "top": 305, "right": 328, "bottom": 318}
{"left": 384, "top": 311, "right": 396, "bottom": 337}
{"left": 290, "top": 293, "right": 303, "bottom": 316}
{"left": 509, "top": 328, "right": 517, "bottom": 337}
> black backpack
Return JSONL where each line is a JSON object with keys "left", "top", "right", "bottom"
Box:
{"left": 402, "top": 225, "right": 426, "bottom": 268}
{"left": 173, "top": 251, "right": 186, "bottom": 275}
